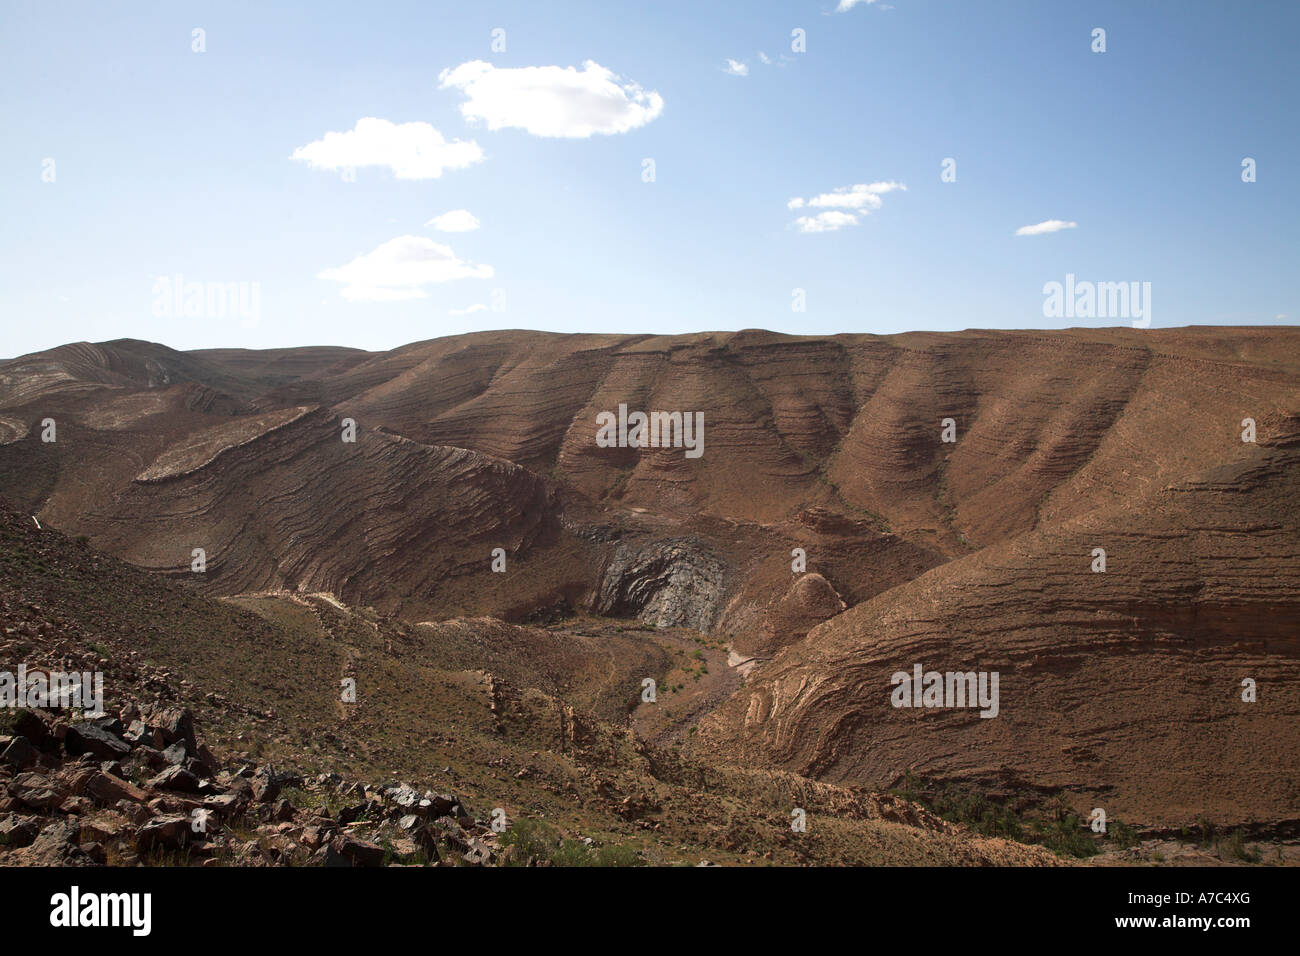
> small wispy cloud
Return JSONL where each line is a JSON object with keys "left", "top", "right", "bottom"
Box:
{"left": 426, "top": 209, "right": 480, "bottom": 232}
{"left": 794, "top": 210, "right": 861, "bottom": 233}
{"left": 789, "top": 181, "right": 906, "bottom": 212}
{"left": 724, "top": 51, "right": 792, "bottom": 76}
{"left": 788, "top": 181, "right": 907, "bottom": 230}
{"left": 836, "top": 0, "right": 881, "bottom": 11}
{"left": 450, "top": 303, "right": 489, "bottom": 316}
{"left": 1015, "top": 219, "right": 1078, "bottom": 237}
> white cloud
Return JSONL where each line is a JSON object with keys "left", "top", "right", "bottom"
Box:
{"left": 1015, "top": 219, "right": 1078, "bottom": 236}
{"left": 318, "top": 235, "right": 492, "bottom": 302}
{"left": 450, "top": 303, "right": 489, "bottom": 316}
{"left": 799, "top": 181, "right": 906, "bottom": 210}
{"left": 837, "top": 0, "right": 879, "bottom": 10}
{"left": 291, "top": 118, "right": 483, "bottom": 180}
{"left": 794, "top": 210, "right": 861, "bottom": 233}
{"left": 788, "top": 182, "right": 906, "bottom": 231}
{"left": 438, "top": 60, "right": 664, "bottom": 138}
{"left": 758, "top": 51, "right": 772, "bottom": 65}
{"left": 426, "top": 209, "right": 480, "bottom": 232}
{"left": 724, "top": 59, "right": 749, "bottom": 77}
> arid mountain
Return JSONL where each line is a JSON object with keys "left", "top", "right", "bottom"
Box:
{"left": 1, "top": 327, "right": 1298, "bottom": 861}
{"left": 0, "top": 497, "right": 1052, "bottom": 866}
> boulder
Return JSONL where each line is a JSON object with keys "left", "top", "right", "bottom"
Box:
{"left": 0, "top": 736, "right": 38, "bottom": 771}
{"left": 146, "top": 765, "right": 202, "bottom": 793}
{"left": 6, "top": 772, "right": 68, "bottom": 811}
{"left": 251, "top": 766, "right": 281, "bottom": 803}
{"left": 14, "top": 820, "right": 88, "bottom": 865}
{"left": 330, "top": 834, "right": 385, "bottom": 867}
{"left": 0, "top": 815, "right": 40, "bottom": 848}
{"left": 83, "top": 771, "right": 149, "bottom": 806}
{"left": 64, "top": 723, "right": 131, "bottom": 760}
{"left": 135, "top": 815, "right": 190, "bottom": 853}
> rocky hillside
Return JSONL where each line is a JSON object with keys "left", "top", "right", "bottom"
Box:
{"left": 0, "top": 499, "right": 1053, "bottom": 866}
{"left": 1, "top": 327, "right": 1297, "bottom": 850}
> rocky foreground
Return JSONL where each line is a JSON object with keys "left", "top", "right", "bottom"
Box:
{"left": 2, "top": 701, "right": 501, "bottom": 867}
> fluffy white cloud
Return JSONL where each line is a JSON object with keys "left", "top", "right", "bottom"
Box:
{"left": 794, "top": 210, "right": 861, "bottom": 233}
{"left": 291, "top": 118, "right": 483, "bottom": 180}
{"left": 837, "top": 0, "right": 880, "bottom": 10}
{"left": 426, "top": 209, "right": 480, "bottom": 232}
{"left": 724, "top": 59, "right": 749, "bottom": 76}
{"left": 449, "top": 303, "right": 489, "bottom": 316}
{"left": 438, "top": 60, "right": 664, "bottom": 138}
{"left": 788, "top": 182, "right": 906, "bottom": 231}
{"left": 318, "top": 235, "right": 492, "bottom": 301}
{"left": 1015, "top": 219, "right": 1078, "bottom": 236}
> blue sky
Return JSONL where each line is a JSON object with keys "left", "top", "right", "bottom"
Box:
{"left": 1, "top": 0, "right": 1296, "bottom": 356}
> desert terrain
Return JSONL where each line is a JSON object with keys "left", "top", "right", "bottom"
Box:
{"left": 1, "top": 327, "right": 1296, "bottom": 866}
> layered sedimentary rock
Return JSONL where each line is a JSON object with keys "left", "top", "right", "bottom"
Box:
{"left": 1, "top": 327, "right": 1297, "bottom": 829}
{"left": 692, "top": 420, "right": 1300, "bottom": 827}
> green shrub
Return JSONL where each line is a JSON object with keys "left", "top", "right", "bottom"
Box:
{"left": 1222, "top": 828, "right": 1261, "bottom": 863}
{"left": 1108, "top": 820, "right": 1140, "bottom": 850}
{"left": 593, "top": 843, "right": 643, "bottom": 867}
{"left": 1034, "top": 815, "right": 1101, "bottom": 859}
{"left": 500, "top": 818, "right": 561, "bottom": 862}
{"left": 552, "top": 839, "right": 594, "bottom": 867}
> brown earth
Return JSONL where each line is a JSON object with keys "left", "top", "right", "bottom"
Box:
{"left": 1, "top": 327, "right": 1297, "bottom": 863}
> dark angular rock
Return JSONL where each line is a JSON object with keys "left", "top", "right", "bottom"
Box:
{"left": 64, "top": 724, "right": 130, "bottom": 760}
{"left": 10, "top": 710, "right": 56, "bottom": 751}
{"left": 147, "top": 707, "right": 196, "bottom": 748}
{"left": 6, "top": 772, "right": 68, "bottom": 811}
{"left": 146, "top": 765, "right": 202, "bottom": 793}
{"left": 18, "top": 820, "right": 88, "bottom": 865}
{"left": 0, "top": 815, "right": 40, "bottom": 848}
{"left": 82, "top": 771, "right": 150, "bottom": 806}
{"left": 251, "top": 766, "right": 281, "bottom": 803}
{"left": 195, "top": 744, "right": 221, "bottom": 776}
{"left": 0, "top": 736, "right": 38, "bottom": 771}
{"left": 330, "top": 834, "right": 385, "bottom": 867}
{"left": 201, "top": 793, "right": 243, "bottom": 817}
{"left": 426, "top": 794, "right": 460, "bottom": 818}
{"left": 336, "top": 801, "right": 379, "bottom": 824}
{"left": 319, "top": 844, "right": 351, "bottom": 867}
{"left": 135, "top": 815, "right": 190, "bottom": 852}
{"left": 90, "top": 716, "right": 124, "bottom": 737}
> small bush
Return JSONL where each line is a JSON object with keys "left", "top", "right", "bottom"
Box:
{"left": 499, "top": 818, "right": 561, "bottom": 862}
{"left": 1108, "top": 820, "right": 1140, "bottom": 850}
{"left": 593, "top": 844, "right": 643, "bottom": 867}
{"left": 552, "top": 839, "right": 594, "bottom": 867}
{"left": 1034, "top": 815, "right": 1101, "bottom": 859}
{"left": 1222, "top": 828, "right": 1261, "bottom": 863}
